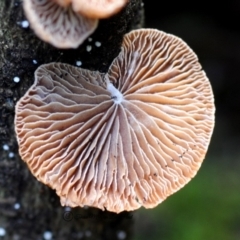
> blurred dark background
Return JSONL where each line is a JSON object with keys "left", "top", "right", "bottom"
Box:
{"left": 132, "top": 1, "right": 240, "bottom": 240}
{"left": 144, "top": 1, "right": 240, "bottom": 157}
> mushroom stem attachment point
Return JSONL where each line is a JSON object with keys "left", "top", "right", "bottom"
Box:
{"left": 106, "top": 77, "right": 123, "bottom": 104}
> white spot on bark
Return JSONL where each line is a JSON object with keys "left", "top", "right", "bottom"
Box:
{"left": 13, "top": 76, "right": 20, "bottom": 83}
{"left": 9, "top": 152, "right": 14, "bottom": 158}
{"left": 14, "top": 203, "right": 20, "bottom": 210}
{"left": 95, "top": 41, "right": 101, "bottom": 47}
{"left": 86, "top": 45, "right": 92, "bottom": 52}
{"left": 3, "top": 144, "right": 9, "bottom": 151}
{"left": 0, "top": 228, "right": 6, "bottom": 237}
{"left": 64, "top": 206, "right": 71, "bottom": 211}
{"left": 43, "top": 231, "right": 52, "bottom": 240}
{"left": 117, "top": 230, "right": 126, "bottom": 239}
{"left": 21, "top": 20, "right": 29, "bottom": 28}
{"left": 76, "top": 61, "right": 82, "bottom": 66}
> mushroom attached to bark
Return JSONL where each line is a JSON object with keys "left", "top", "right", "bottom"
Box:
{"left": 72, "top": 0, "right": 128, "bottom": 19}
{"left": 23, "top": 0, "right": 98, "bottom": 48}
{"left": 15, "top": 29, "right": 215, "bottom": 213}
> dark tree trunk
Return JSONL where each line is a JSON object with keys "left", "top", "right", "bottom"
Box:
{"left": 0, "top": 0, "right": 144, "bottom": 239}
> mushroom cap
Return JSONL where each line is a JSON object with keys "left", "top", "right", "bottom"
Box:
{"left": 71, "top": 0, "right": 128, "bottom": 19}
{"left": 23, "top": 0, "right": 98, "bottom": 48}
{"left": 15, "top": 29, "right": 215, "bottom": 213}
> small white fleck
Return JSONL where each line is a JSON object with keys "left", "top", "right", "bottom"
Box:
{"left": 117, "top": 230, "right": 126, "bottom": 239}
{"left": 88, "top": 37, "right": 92, "bottom": 42}
{"left": 43, "top": 231, "right": 52, "bottom": 240}
{"left": 86, "top": 45, "right": 92, "bottom": 52}
{"left": 9, "top": 152, "right": 15, "bottom": 158}
{"left": 85, "top": 231, "right": 92, "bottom": 237}
{"left": 0, "top": 228, "right": 6, "bottom": 237}
{"left": 76, "top": 61, "right": 82, "bottom": 66}
{"left": 3, "top": 144, "right": 9, "bottom": 151}
{"left": 13, "top": 76, "right": 20, "bottom": 83}
{"left": 21, "top": 20, "right": 29, "bottom": 28}
{"left": 64, "top": 206, "right": 71, "bottom": 211}
{"left": 141, "top": 2, "right": 144, "bottom": 7}
{"left": 14, "top": 203, "right": 20, "bottom": 210}
{"left": 95, "top": 41, "right": 101, "bottom": 47}
{"left": 33, "top": 59, "right": 38, "bottom": 64}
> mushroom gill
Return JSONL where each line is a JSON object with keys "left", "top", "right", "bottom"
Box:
{"left": 23, "top": 0, "right": 98, "bottom": 48}
{"left": 15, "top": 29, "right": 215, "bottom": 213}
{"left": 51, "top": 0, "right": 71, "bottom": 7}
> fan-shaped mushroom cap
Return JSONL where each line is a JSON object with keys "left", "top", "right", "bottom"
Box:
{"left": 15, "top": 29, "right": 215, "bottom": 213}
{"left": 72, "top": 0, "right": 128, "bottom": 19}
{"left": 23, "top": 0, "right": 98, "bottom": 48}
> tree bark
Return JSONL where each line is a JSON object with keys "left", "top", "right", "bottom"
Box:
{"left": 0, "top": 0, "right": 144, "bottom": 239}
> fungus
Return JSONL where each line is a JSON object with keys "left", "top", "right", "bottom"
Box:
{"left": 23, "top": 0, "right": 98, "bottom": 48}
{"left": 15, "top": 29, "right": 215, "bottom": 213}
{"left": 71, "top": 0, "right": 128, "bottom": 19}
{"left": 51, "top": 0, "right": 71, "bottom": 7}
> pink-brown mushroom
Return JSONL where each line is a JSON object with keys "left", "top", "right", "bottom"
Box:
{"left": 15, "top": 29, "right": 215, "bottom": 213}
{"left": 51, "top": 0, "right": 71, "bottom": 7}
{"left": 72, "top": 0, "right": 128, "bottom": 19}
{"left": 23, "top": 0, "right": 98, "bottom": 48}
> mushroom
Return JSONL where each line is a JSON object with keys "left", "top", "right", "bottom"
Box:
{"left": 23, "top": 0, "right": 98, "bottom": 48}
{"left": 15, "top": 29, "right": 215, "bottom": 213}
{"left": 71, "top": 0, "right": 128, "bottom": 19}
{"left": 51, "top": 0, "right": 71, "bottom": 7}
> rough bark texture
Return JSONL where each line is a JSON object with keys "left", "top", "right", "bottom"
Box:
{"left": 0, "top": 0, "right": 144, "bottom": 239}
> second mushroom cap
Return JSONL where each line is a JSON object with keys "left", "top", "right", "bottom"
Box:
{"left": 23, "top": 0, "right": 98, "bottom": 48}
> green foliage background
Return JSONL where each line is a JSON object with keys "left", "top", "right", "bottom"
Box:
{"left": 133, "top": 159, "right": 240, "bottom": 240}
